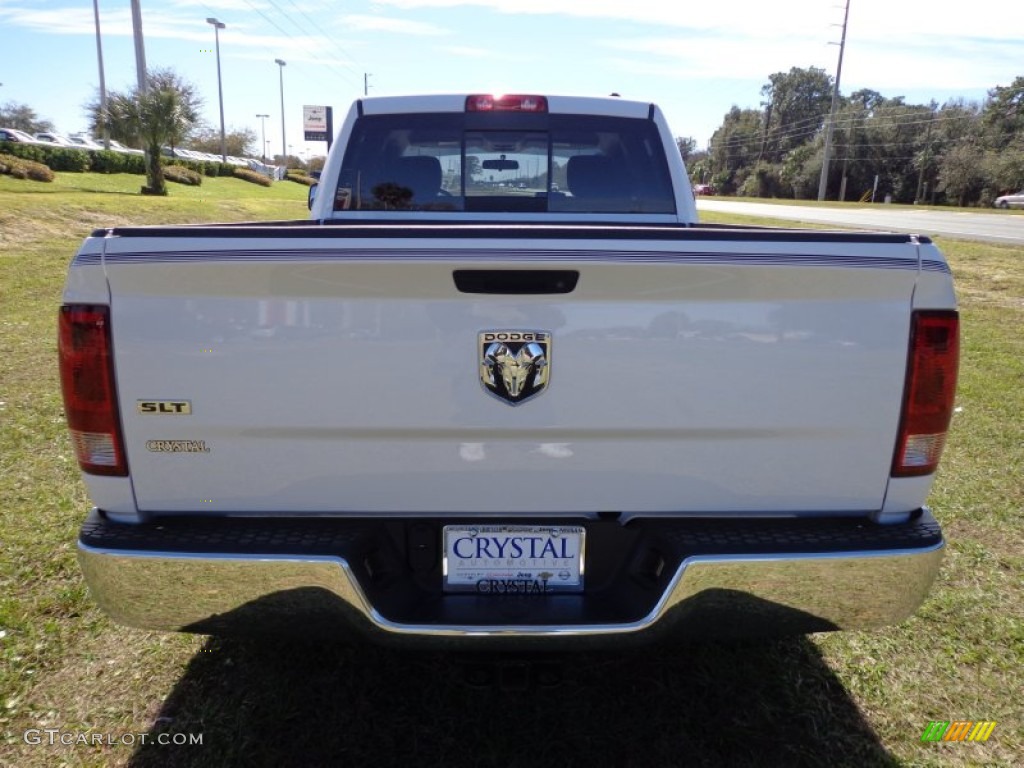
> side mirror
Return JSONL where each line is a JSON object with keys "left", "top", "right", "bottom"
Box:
{"left": 308, "top": 183, "right": 318, "bottom": 211}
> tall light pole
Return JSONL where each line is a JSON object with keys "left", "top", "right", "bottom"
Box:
{"left": 275, "top": 59, "right": 287, "bottom": 162}
{"left": 256, "top": 113, "right": 269, "bottom": 163}
{"left": 92, "top": 0, "right": 109, "bottom": 148}
{"left": 207, "top": 17, "right": 227, "bottom": 162}
{"left": 817, "top": 0, "right": 851, "bottom": 201}
{"left": 130, "top": 0, "right": 147, "bottom": 92}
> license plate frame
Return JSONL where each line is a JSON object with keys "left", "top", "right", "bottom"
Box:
{"left": 442, "top": 524, "right": 586, "bottom": 594}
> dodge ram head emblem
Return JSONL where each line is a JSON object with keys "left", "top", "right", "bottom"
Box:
{"left": 479, "top": 331, "right": 551, "bottom": 405}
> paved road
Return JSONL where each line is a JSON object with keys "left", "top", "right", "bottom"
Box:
{"left": 696, "top": 199, "right": 1024, "bottom": 246}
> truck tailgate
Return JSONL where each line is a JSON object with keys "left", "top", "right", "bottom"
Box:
{"left": 96, "top": 228, "right": 921, "bottom": 517}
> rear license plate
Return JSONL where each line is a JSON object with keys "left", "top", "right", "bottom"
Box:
{"left": 443, "top": 525, "right": 585, "bottom": 594}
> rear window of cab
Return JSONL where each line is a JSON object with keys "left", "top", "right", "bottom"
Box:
{"left": 334, "top": 113, "right": 676, "bottom": 214}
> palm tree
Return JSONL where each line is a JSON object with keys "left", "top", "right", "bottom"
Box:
{"left": 95, "top": 69, "right": 202, "bottom": 195}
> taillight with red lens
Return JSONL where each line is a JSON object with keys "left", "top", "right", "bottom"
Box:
{"left": 892, "top": 310, "right": 959, "bottom": 477}
{"left": 466, "top": 94, "right": 548, "bottom": 112}
{"left": 58, "top": 304, "right": 128, "bottom": 476}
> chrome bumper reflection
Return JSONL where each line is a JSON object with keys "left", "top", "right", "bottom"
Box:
{"left": 77, "top": 540, "right": 944, "bottom": 640}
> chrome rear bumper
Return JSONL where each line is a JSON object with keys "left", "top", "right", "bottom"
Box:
{"left": 77, "top": 510, "right": 944, "bottom": 646}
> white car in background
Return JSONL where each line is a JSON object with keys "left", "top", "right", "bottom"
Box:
{"left": 35, "top": 132, "right": 76, "bottom": 147}
{"left": 68, "top": 135, "right": 104, "bottom": 151}
{"left": 993, "top": 190, "right": 1024, "bottom": 209}
{"left": 105, "top": 140, "right": 145, "bottom": 155}
{"left": 1, "top": 127, "right": 48, "bottom": 144}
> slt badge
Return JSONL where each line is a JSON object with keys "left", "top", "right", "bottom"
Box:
{"left": 479, "top": 331, "right": 551, "bottom": 406}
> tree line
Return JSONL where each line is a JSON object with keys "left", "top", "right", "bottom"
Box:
{"left": 7, "top": 65, "right": 1021, "bottom": 204}
{"left": 680, "top": 67, "right": 1024, "bottom": 206}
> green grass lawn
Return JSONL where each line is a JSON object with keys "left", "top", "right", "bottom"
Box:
{"left": 0, "top": 175, "right": 1021, "bottom": 766}
{"left": 0, "top": 172, "right": 309, "bottom": 228}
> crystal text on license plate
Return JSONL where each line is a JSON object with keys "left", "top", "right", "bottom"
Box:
{"left": 442, "top": 525, "right": 585, "bottom": 594}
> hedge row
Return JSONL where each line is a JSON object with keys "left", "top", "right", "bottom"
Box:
{"left": 0, "top": 141, "right": 239, "bottom": 178}
{"left": 0, "top": 152, "right": 55, "bottom": 182}
{"left": 0, "top": 142, "right": 90, "bottom": 172}
{"left": 163, "top": 165, "right": 203, "bottom": 186}
{"left": 233, "top": 168, "right": 272, "bottom": 187}
{"left": 286, "top": 172, "right": 317, "bottom": 187}
{"left": 173, "top": 158, "right": 239, "bottom": 179}
{"left": 91, "top": 150, "right": 147, "bottom": 174}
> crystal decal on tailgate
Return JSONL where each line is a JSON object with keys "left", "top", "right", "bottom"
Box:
{"left": 145, "top": 440, "right": 210, "bottom": 453}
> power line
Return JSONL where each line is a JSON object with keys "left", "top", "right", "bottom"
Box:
{"left": 708, "top": 109, "right": 979, "bottom": 153}
{"left": 712, "top": 110, "right": 975, "bottom": 150}
{"left": 261, "top": 0, "right": 361, "bottom": 86}
{"left": 283, "top": 0, "right": 362, "bottom": 77}
{"left": 833, "top": 137, "right": 967, "bottom": 150}
{"left": 232, "top": 0, "right": 361, "bottom": 92}
{"left": 719, "top": 95, "right": 983, "bottom": 147}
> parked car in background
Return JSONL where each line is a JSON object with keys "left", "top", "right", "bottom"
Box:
{"left": 693, "top": 183, "right": 716, "bottom": 196}
{"left": 1, "top": 127, "right": 47, "bottom": 144}
{"left": 161, "top": 147, "right": 194, "bottom": 161}
{"left": 35, "top": 132, "right": 76, "bottom": 147}
{"left": 993, "top": 190, "right": 1024, "bottom": 209}
{"left": 106, "top": 140, "right": 144, "bottom": 155}
{"left": 68, "top": 135, "right": 104, "bottom": 151}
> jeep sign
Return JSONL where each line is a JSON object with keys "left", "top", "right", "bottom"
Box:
{"left": 303, "top": 105, "right": 332, "bottom": 143}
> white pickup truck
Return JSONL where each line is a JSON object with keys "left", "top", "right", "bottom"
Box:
{"left": 61, "top": 94, "right": 959, "bottom": 645}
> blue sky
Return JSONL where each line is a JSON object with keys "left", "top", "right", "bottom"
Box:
{"left": 1, "top": 0, "right": 1021, "bottom": 160}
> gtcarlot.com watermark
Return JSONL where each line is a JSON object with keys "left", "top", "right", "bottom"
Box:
{"left": 24, "top": 729, "right": 203, "bottom": 747}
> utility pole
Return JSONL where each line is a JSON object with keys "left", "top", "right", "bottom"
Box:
{"left": 817, "top": 0, "right": 851, "bottom": 201}
{"left": 275, "top": 59, "right": 287, "bottom": 162}
{"left": 915, "top": 107, "right": 936, "bottom": 203}
{"left": 839, "top": 127, "right": 850, "bottom": 201}
{"left": 757, "top": 103, "right": 773, "bottom": 164}
{"left": 256, "top": 114, "right": 269, "bottom": 163}
{"left": 130, "top": 0, "right": 147, "bottom": 92}
{"left": 92, "top": 0, "right": 109, "bottom": 148}
{"left": 364, "top": 73, "right": 372, "bottom": 96}
{"left": 839, "top": 113, "right": 858, "bottom": 201}
{"left": 207, "top": 18, "right": 227, "bottom": 162}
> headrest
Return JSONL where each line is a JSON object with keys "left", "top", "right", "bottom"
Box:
{"left": 392, "top": 156, "right": 442, "bottom": 198}
{"left": 567, "top": 155, "right": 620, "bottom": 198}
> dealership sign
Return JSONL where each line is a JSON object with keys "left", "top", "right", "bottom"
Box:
{"left": 303, "top": 105, "right": 332, "bottom": 142}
